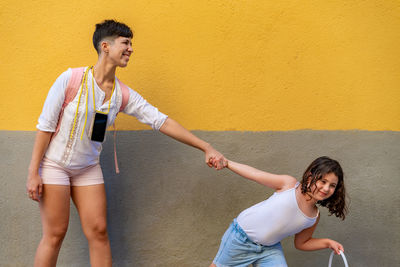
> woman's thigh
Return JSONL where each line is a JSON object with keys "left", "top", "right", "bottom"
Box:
{"left": 40, "top": 185, "right": 71, "bottom": 235}
{"left": 71, "top": 184, "right": 107, "bottom": 237}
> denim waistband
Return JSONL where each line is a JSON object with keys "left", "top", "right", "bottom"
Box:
{"left": 232, "top": 219, "right": 250, "bottom": 240}
{"left": 233, "top": 218, "right": 270, "bottom": 247}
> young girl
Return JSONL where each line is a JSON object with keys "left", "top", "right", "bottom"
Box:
{"left": 210, "top": 156, "right": 347, "bottom": 267}
{"left": 26, "top": 20, "right": 226, "bottom": 267}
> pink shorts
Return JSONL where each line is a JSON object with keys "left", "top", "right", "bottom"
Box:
{"left": 39, "top": 157, "right": 104, "bottom": 186}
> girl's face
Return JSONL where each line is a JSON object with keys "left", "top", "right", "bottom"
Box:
{"left": 310, "top": 172, "right": 338, "bottom": 201}
{"left": 107, "top": 36, "right": 133, "bottom": 67}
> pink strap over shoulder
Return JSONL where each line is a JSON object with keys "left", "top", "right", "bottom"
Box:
{"left": 65, "top": 67, "right": 86, "bottom": 106}
{"left": 113, "top": 79, "right": 130, "bottom": 174}
{"left": 53, "top": 67, "right": 85, "bottom": 137}
{"left": 117, "top": 79, "right": 130, "bottom": 112}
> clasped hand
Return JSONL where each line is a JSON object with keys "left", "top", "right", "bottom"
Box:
{"left": 204, "top": 145, "right": 228, "bottom": 170}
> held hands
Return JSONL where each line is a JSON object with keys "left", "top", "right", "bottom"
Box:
{"left": 327, "top": 239, "right": 344, "bottom": 255}
{"left": 26, "top": 172, "right": 43, "bottom": 202}
{"left": 204, "top": 144, "right": 228, "bottom": 170}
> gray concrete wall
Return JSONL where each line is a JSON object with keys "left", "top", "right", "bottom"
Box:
{"left": 1, "top": 130, "right": 399, "bottom": 267}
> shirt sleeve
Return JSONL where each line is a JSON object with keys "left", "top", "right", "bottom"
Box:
{"left": 36, "top": 69, "right": 72, "bottom": 132}
{"left": 122, "top": 88, "right": 168, "bottom": 130}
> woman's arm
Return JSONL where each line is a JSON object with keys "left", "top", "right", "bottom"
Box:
{"left": 294, "top": 215, "right": 344, "bottom": 255}
{"left": 226, "top": 160, "right": 296, "bottom": 191}
{"left": 159, "top": 118, "right": 227, "bottom": 169}
{"left": 26, "top": 130, "right": 53, "bottom": 202}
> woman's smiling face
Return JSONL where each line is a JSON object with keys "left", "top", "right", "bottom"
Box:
{"left": 107, "top": 36, "right": 133, "bottom": 67}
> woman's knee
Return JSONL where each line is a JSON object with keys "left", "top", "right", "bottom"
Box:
{"left": 42, "top": 225, "right": 68, "bottom": 247}
{"left": 84, "top": 220, "right": 108, "bottom": 241}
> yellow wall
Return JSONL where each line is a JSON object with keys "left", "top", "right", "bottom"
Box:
{"left": 1, "top": 0, "right": 399, "bottom": 131}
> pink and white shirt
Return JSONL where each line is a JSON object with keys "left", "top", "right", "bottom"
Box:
{"left": 37, "top": 67, "right": 168, "bottom": 169}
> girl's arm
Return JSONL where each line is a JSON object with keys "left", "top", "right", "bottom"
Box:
{"left": 159, "top": 118, "right": 227, "bottom": 169}
{"left": 227, "top": 160, "right": 296, "bottom": 191}
{"left": 26, "top": 130, "right": 53, "bottom": 202}
{"left": 294, "top": 215, "right": 344, "bottom": 255}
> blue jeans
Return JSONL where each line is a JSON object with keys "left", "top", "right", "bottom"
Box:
{"left": 213, "top": 219, "right": 288, "bottom": 267}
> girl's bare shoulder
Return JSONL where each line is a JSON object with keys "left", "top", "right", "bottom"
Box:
{"left": 276, "top": 175, "right": 298, "bottom": 192}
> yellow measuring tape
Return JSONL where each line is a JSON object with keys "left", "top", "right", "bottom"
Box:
{"left": 70, "top": 66, "right": 116, "bottom": 140}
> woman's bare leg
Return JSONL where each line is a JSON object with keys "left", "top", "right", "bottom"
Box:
{"left": 34, "top": 185, "right": 70, "bottom": 267}
{"left": 71, "top": 184, "right": 111, "bottom": 267}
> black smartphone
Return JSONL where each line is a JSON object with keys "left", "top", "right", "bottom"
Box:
{"left": 91, "top": 112, "right": 108, "bottom": 142}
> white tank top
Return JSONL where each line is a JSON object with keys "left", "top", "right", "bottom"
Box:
{"left": 237, "top": 182, "right": 318, "bottom": 246}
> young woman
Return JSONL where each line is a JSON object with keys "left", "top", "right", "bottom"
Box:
{"left": 26, "top": 20, "right": 226, "bottom": 267}
{"left": 210, "top": 156, "right": 347, "bottom": 267}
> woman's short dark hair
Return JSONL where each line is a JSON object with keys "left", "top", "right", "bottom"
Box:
{"left": 301, "top": 156, "right": 348, "bottom": 220}
{"left": 93, "top": 20, "right": 133, "bottom": 54}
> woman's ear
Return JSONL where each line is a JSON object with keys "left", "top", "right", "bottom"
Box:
{"left": 100, "top": 40, "right": 110, "bottom": 54}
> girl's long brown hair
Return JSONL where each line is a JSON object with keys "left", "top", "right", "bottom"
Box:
{"left": 301, "top": 156, "right": 348, "bottom": 220}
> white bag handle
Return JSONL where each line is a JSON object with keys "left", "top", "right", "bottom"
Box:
{"left": 328, "top": 250, "right": 349, "bottom": 267}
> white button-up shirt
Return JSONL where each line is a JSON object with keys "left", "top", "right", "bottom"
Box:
{"left": 37, "top": 67, "right": 168, "bottom": 169}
